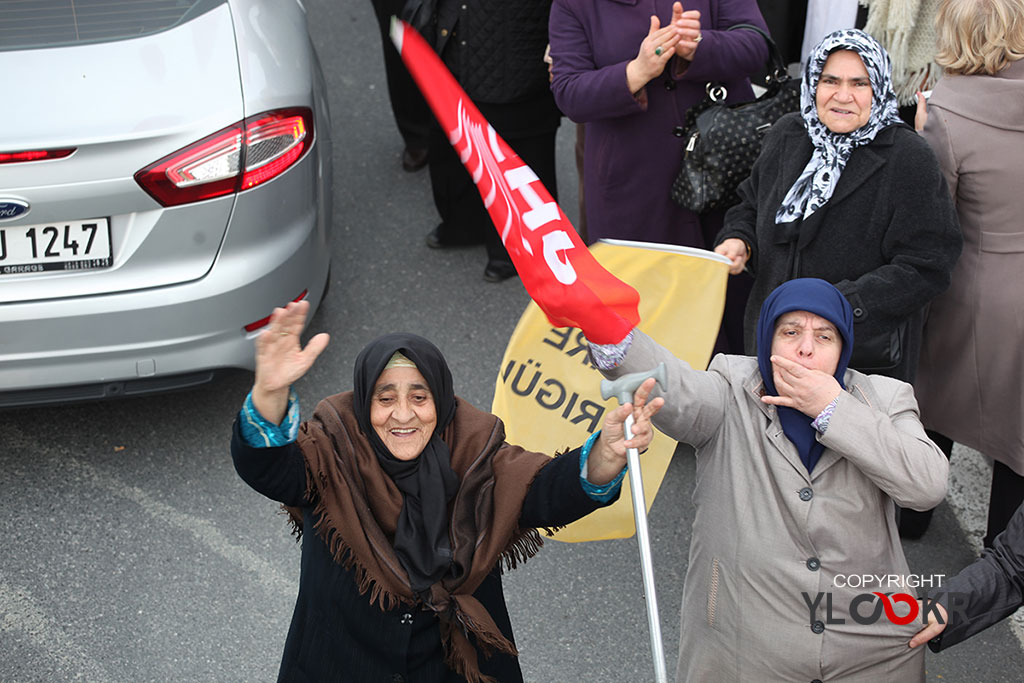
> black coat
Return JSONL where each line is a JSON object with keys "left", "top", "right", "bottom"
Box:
{"left": 430, "top": 0, "right": 554, "bottom": 107}
{"left": 231, "top": 419, "right": 610, "bottom": 682}
{"left": 928, "top": 502, "right": 1024, "bottom": 651}
{"left": 717, "top": 113, "right": 962, "bottom": 382}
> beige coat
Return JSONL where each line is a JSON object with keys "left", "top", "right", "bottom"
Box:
{"left": 604, "top": 331, "right": 948, "bottom": 682}
{"left": 915, "top": 59, "right": 1024, "bottom": 475}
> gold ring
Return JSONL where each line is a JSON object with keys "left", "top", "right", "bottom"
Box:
{"left": 654, "top": 46, "right": 662, "bottom": 56}
{"left": 278, "top": 332, "right": 290, "bottom": 336}
{"left": 694, "top": 33, "right": 703, "bottom": 43}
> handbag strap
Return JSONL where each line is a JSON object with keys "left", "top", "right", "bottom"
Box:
{"left": 724, "top": 23, "right": 789, "bottom": 86}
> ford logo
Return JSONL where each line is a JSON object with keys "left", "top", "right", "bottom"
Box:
{"left": 0, "top": 199, "right": 30, "bottom": 221}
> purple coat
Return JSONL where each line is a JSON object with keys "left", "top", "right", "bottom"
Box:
{"left": 549, "top": 0, "right": 769, "bottom": 247}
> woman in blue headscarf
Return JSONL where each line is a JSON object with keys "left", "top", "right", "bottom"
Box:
{"left": 588, "top": 277, "right": 948, "bottom": 681}
{"left": 713, "top": 28, "right": 962, "bottom": 384}
{"left": 756, "top": 277, "right": 854, "bottom": 473}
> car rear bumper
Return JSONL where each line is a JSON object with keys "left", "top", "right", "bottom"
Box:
{"left": 0, "top": 201, "right": 330, "bottom": 407}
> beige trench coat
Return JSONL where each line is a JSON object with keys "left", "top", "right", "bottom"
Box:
{"left": 604, "top": 331, "right": 948, "bottom": 682}
{"left": 915, "top": 59, "right": 1024, "bottom": 475}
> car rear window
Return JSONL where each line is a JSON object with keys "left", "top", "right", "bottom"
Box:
{"left": 0, "top": 0, "right": 225, "bottom": 51}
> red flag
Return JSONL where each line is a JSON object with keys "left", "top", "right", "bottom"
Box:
{"left": 389, "top": 18, "right": 639, "bottom": 345}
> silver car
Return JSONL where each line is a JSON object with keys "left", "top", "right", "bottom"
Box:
{"left": 0, "top": 0, "right": 333, "bottom": 407}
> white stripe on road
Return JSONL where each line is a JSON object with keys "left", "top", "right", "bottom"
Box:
{"left": 0, "top": 574, "right": 113, "bottom": 683}
{"left": 64, "top": 457, "right": 296, "bottom": 599}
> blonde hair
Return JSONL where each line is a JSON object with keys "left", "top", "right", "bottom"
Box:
{"left": 935, "top": 0, "right": 1024, "bottom": 75}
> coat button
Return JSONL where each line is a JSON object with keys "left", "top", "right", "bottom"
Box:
{"left": 811, "top": 620, "right": 825, "bottom": 634}
{"left": 664, "top": 79, "right": 677, "bottom": 91}
{"left": 799, "top": 487, "right": 813, "bottom": 501}
{"left": 812, "top": 679, "right": 823, "bottom": 683}
{"left": 440, "top": 28, "right": 449, "bottom": 36}
{"left": 400, "top": 612, "right": 414, "bottom": 625}
{"left": 673, "top": 125, "right": 685, "bottom": 137}
{"left": 392, "top": 675, "right": 405, "bottom": 683}
{"left": 806, "top": 557, "right": 820, "bottom": 571}
{"left": 853, "top": 307, "right": 864, "bottom": 317}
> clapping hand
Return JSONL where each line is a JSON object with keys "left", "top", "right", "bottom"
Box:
{"left": 252, "top": 300, "right": 330, "bottom": 424}
{"left": 671, "top": 2, "right": 703, "bottom": 61}
{"left": 626, "top": 15, "right": 681, "bottom": 93}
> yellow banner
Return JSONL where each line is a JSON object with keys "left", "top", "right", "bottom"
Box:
{"left": 492, "top": 240, "right": 731, "bottom": 541}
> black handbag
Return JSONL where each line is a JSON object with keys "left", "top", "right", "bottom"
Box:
{"left": 670, "top": 24, "right": 801, "bottom": 214}
{"left": 848, "top": 320, "right": 908, "bottom": 372}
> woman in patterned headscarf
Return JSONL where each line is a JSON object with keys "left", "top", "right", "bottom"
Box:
{"left": 713, "top": 28, "right": 961, "bottom": 384}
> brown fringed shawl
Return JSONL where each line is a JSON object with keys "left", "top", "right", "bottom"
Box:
{"left": 289, "top": 391, "right": 552, "bottom": 683}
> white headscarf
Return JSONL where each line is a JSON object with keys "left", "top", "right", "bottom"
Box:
{"left": 775, "top": 29, "right": 904, "bottom": 224}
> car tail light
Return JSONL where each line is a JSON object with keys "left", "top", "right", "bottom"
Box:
{"left": 0, "top": 148, "right": 75, "bottom": 164}
{"left": 243, "top": 290, "right": 309, "bottom": 333}
{"left": 135, "top": 108, "right": 313, "bottom": 207}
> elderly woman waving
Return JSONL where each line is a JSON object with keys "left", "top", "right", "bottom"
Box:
{"left": 231, "top": 301, "right": 662, "bottom": 683}
{"left": 714, "top": 29, "right": 962, "bottom": 383}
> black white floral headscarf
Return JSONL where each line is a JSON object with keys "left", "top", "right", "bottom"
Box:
{"left": 775, "top": 29, "right": 903, "bottom": 224}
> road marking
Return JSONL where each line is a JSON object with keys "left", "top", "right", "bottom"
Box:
{"left": 63, "top": 457, "right": 296, "bottom": 599}
{"left": 0, "top": 574, "right": 113, "bottom": 682}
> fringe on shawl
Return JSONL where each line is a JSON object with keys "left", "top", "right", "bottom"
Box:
{"left": 284, "top": 458, "right": 414, "bottom": 613}
{"left": 499, "top": 527, "right": 550, "bottom": 573}
{"left": 891, "top": 64, "right": 939, "bottom": 106}
{"left": 861, "top": 0, "right": 942, "bottom": 105}
{"left": 441, "top": 617, "right": 501, "bottom": 683}
{"left": 496, "top": 445, "right": 572, "bottom": 572}
{"left": 280, "top": 505, "right": 304, "bottom": 540}
{"left": 311, "top": 490, "right": 409, "bottom": 612}
{"left": 440, "top": 598, "right": 525, "bottom": 683}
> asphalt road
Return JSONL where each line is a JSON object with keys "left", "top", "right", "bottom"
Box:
{"left": 1, "top": 1, "right": 1020, "bottom": 681}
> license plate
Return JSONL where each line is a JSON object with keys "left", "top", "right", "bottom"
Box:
{"left": 0, "top": 218, "right": 112, "bottom": 275}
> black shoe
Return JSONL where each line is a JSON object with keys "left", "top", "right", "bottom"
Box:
{"left": 426, "top": 224, "right": 483, "bottom": 249}
{"left": 483, "top": 260, "right": 517, "bottom": 282}
{"left": 402, "top": 146, "right": 428, "bottom": 172}
{"left": 425, "top": 226, "right": 445, "bottom": 249}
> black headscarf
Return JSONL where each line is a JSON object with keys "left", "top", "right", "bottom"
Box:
{"left": 352, "top": 333, "right": 460, "bottom": 593}
{"left": 756, "top": 279, "right": 854, "bottom": 472}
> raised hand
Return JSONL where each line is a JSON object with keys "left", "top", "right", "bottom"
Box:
{"left": 252, "top": 300, "right": 330, "bottom": 423}
{"left": 761, "top": 355, "right": 841, "bottom": 418}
